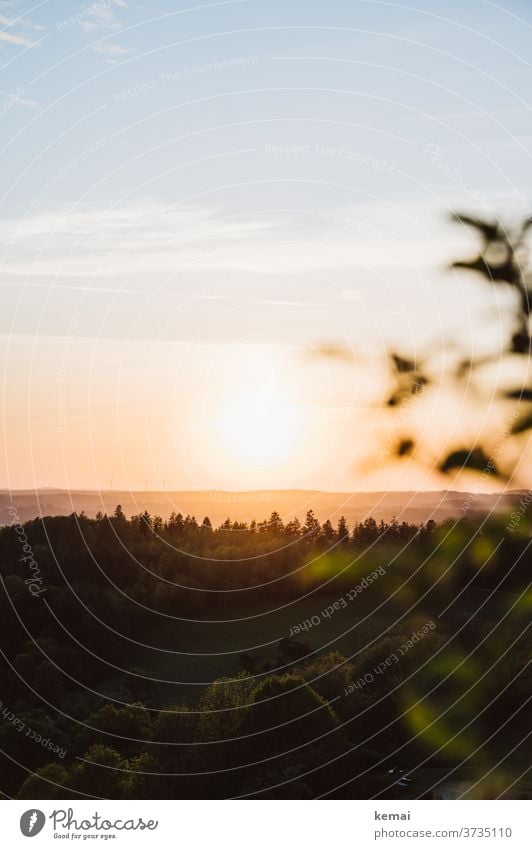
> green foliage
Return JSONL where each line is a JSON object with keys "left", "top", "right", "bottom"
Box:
{"left": 1, "top": 507, "right": 531, "bottom": 799}
{"left": 241, "top": 674, "right": 339, "bottom": 758}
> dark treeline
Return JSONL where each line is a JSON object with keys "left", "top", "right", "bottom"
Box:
{"left": 123, "top": 504, "right": 432, "bottom": 546}
{"left": 0, "top": 508, "right": 436, "bottom": 612}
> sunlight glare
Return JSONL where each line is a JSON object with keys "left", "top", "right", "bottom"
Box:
{"left": 216, "top": 372, "right": 300, "bottom": 467}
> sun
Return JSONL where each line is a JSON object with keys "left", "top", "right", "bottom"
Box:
{"left": 216, "top": 373, "right": 301, "bottom": 467}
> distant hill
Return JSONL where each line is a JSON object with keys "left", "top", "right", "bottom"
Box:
{"left": 1, "top": 488, "right": 529, "bottom": 527}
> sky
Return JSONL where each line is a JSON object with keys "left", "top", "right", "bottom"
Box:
{"left": 1, "top": 0, "right": 531, "bottom": 492}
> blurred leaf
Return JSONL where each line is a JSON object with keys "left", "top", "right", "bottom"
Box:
{"left": 405, "top": 697, "right": 476, "bottom": 758}
{"left": 412, "top": 375, "right": 428, "bottom": 393}
{"left": 511, "top": 413, "right": 532, "bottom": 435}
{"left": 391, "top": 353, "right": 417, "bottom": 373}
{"left": 455, "top": 358, "right": 473, "bottom": 380}
{"left": 387, "top": 375, "right": 428, "bottom": 407}
{"left": 316, "top": 344, "right": 355, "bottom": 362}
{"left": 451, "top": 256, "right": 517, "bottom": 285}
{"left": 505, "top": 388, "right": 532, "bottom": 401}
{"left": 511, "top": 331, "right": 532, "bottom": 354}
{"left": 396, "top": 438, "right": 415, "bottom": 456}
{"left": 451, "top": 213, "right": 500, "bottom": 243}
{"left": 439, "top": 447, "right": 497, "bottom": 475}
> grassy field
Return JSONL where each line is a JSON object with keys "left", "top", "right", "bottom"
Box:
{"left": 124, "top": 584, "right": 513, "bottom": 707}
{"left": 129, "top": 589, "right": 390, "bottom": 706}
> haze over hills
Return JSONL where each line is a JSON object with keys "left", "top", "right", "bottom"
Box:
{"left": 1, "top": 489, "right": 529, "bottom": 527}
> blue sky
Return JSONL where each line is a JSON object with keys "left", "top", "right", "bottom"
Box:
{"left": 1, "top": 0, "right": 531, "bottom": 490}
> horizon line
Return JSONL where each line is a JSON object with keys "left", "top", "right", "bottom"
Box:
{"left": 1, "top": 487, "right": 528, "bottom": 496}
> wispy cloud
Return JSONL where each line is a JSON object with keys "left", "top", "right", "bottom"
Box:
{"left": 0, "top": 200, "right": 436, "bottom": 283}
{"left": 0, "top": 27, "right": 32, "bottom": 46}
{"left": 0, "top": 9, "right": 44, "bottom": 31}
{"left": 93, "top": 41, "right": 130, "bottom": 56}
{"left": 16, "top": 95, "right": 38, "bottom": 109}
{"left": 93, "top": 39, "right": 131, "bottom": 63}
{"left": 0, "top": 2, "right": 46, "bottom": 47}
{"left": 0, "top": 203, "right": 276, "bottom": 277}
{"left": 81, "top": 0, "right": 128, "bottom": 33}
{"left": 80, "top": 2, "right": 132, "bottom": 63}
{"left": 0, "top": 87, "right": 38, "bottom": 109}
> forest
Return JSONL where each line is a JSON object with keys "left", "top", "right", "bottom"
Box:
{"left": 0, "top": 506, "right": 531, "bottom": 799}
